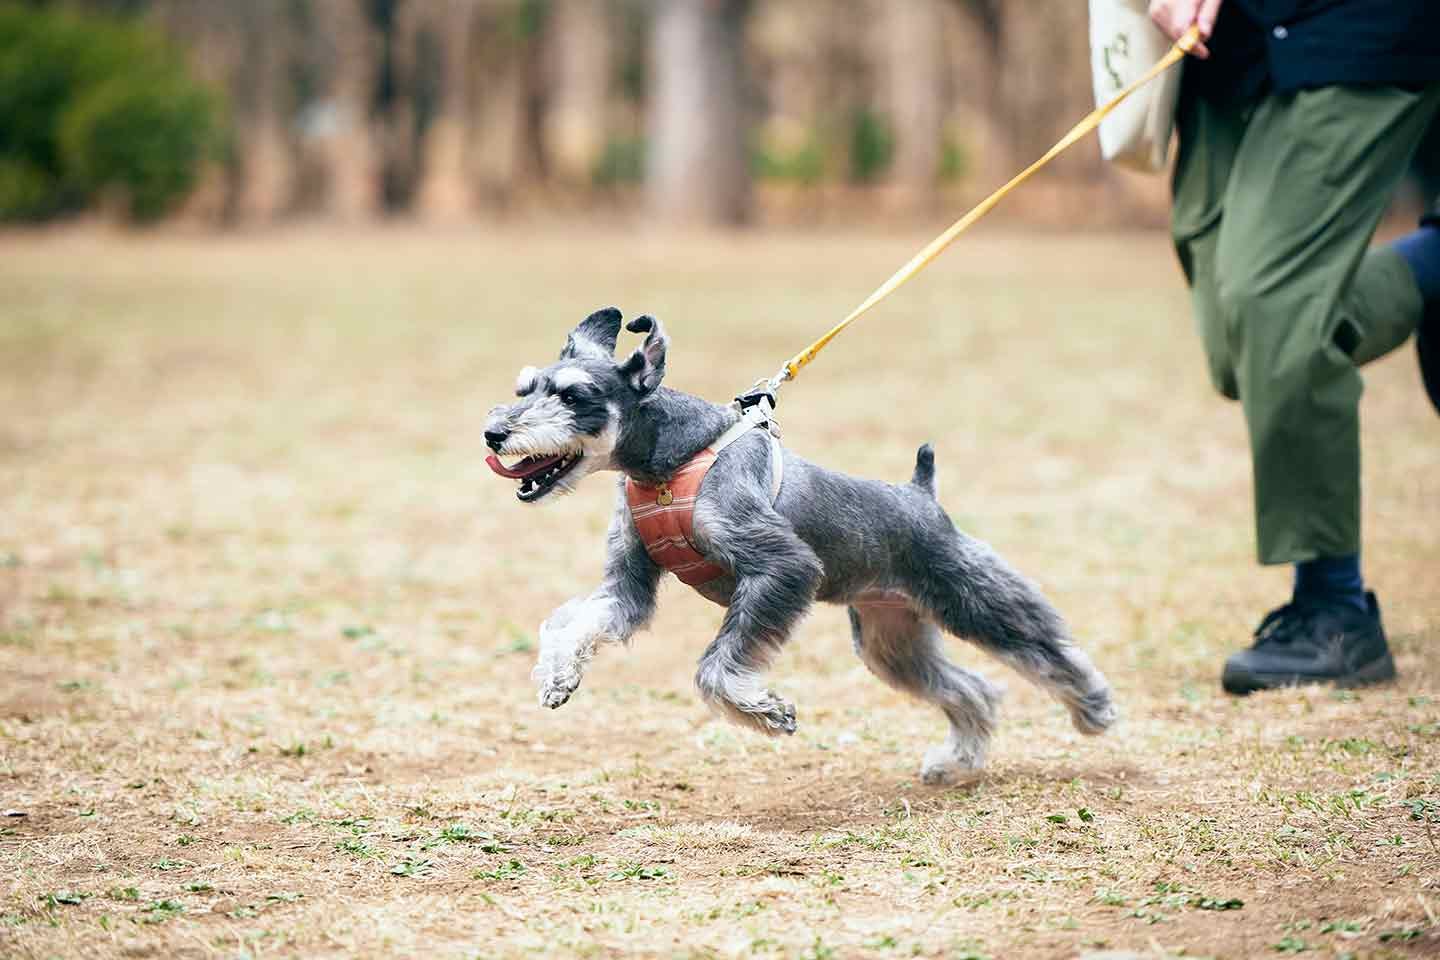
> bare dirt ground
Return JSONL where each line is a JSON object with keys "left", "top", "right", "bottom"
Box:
{"left": 1, "top": 226, "right": 1437, "bottom": 959}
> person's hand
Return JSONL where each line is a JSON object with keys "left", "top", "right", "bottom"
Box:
{"left": 1148, "top": 0, "right": 1223, "bottom": 59}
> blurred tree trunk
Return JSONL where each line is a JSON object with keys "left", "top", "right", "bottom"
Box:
{"left": 235, "top": 0, "right": 291, "bottom": 220}
{"left": 150, "top": 0, "right": 287, "bottom": 220}
{"left": 646, "top": 0, "right": 751, "bottom": 226}
{"left": 416, "top": 0, "right": 478, "bottom": 220}
{"left": 996, "top": 2, "right": 1099, "bottom": 180}
{"left": 315, "top": 0, "right": 381, "bottom": 219}
{"left": 378, "top": 0, "right": 421, "bottom": 213}
{"left": 883, "top": 0, "right": 945, "bottom": 213}
{"left": 544, "top": 0, "right": 611, "bottom": 188}
{"left": 470, "top": 1, "right": 548, "bottom": 211}
{"left": 951, "top": 0, "right": 1012, "bottom": 185}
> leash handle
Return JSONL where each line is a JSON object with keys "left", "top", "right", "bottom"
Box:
{"left": 770, "top": 25, "right": 1201, "bottom": 394}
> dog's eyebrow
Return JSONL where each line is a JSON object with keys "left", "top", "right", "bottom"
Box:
{"left": 515, "top": 366, "right": 539, "bottom": 395}
{"left": 551, "top": 367, "right": 596, "bottom": 391}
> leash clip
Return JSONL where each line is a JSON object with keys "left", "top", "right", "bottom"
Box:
{"left": 735, "top": 387, "right": 776, "bottom": 414}
{"left": 731, "top": 384, "right": 781, "bottom": 439}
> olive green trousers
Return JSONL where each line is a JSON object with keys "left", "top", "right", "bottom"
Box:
{"left": 1171, "top": 83, "right": 1440, "bottom": 564}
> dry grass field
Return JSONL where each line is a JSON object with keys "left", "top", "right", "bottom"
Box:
{"left": 1, "top": 225, "right": 1438, "bottom": 959}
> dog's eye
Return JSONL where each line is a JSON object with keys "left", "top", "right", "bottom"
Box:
{"left": 558, "top": 388, "right": 580, "bottom": 406}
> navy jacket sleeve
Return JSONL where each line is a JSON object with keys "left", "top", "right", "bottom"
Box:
{"left": 1185, "top": 0, "right": 1440, "bottom": 102}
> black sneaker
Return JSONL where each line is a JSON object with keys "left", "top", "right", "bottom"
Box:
{"left": 1221, "top": 591, "right": 1396, "bottom": 695}
{"left": 1418, "top": 212, "right": 1440, "bottom": 416}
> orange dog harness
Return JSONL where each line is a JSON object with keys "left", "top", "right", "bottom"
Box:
{"left": 626, "top": 448, "right": 728, "bottom": 586}
{"left": 625, "top": 407, "right": 783, "bottom": 586}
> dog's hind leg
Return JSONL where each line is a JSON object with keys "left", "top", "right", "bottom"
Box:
{"left": 690, "top": 504, "right": 824, "bottom": 736}
{"left": 908, "top": 531, "right": 1117, "bottom": 735}
{"left": 534, "top": 484, "right": 662, "bottom": 709}
{"left": 849, "top": 601, "right": 1002, "bottom": 785}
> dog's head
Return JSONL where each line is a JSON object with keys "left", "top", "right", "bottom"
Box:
{"left": 484, "top": 307, "right": 668, "bottom": 503}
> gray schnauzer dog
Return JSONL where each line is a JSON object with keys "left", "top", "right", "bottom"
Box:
{"left": 484, "top": 308, "right": 1116, "bottom": 785}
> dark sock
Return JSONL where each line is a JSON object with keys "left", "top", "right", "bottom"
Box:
{"left": 1293, "top": 554, "right": 1366, "bottom": 612}
{"left": 1393, "top": 224, "right": 1440, "bottom": 304}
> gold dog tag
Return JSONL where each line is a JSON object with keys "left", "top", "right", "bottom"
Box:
{"left": 657, "top": 484, "right": 673, "bottom": 507}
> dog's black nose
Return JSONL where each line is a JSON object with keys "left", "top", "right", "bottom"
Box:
{"left": 484, "top": 427, "right": 510, "bottom": 452}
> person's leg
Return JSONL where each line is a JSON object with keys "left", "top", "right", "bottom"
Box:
{"left": 1170, "top": 91, "right": 1251, "bottom": 401}
{"left": 1392, "top": 224, "right": 1440, "bottom": 310}
{"left": 1209, "top": 84, "right": 1439, "bottom": 692}
{"left": 1344, "top": 246, "right": 1427, "bottom": 367}
{"left": 1216, "top": 84, "right": 1440, "bottom": 570}
{"left": 1389, "top": 205, "right": 1440, "bottom": 414}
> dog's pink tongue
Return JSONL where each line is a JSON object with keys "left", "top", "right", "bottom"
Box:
{"left": 486, "top": 453, "right": 560, "bottom": 479}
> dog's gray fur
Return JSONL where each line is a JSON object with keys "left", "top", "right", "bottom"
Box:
{"left": 485, "top": 308, "right": 1116, "bottom": 784}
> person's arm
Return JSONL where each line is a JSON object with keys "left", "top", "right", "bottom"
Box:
{"left": 1149, "top": 0, "right": 1224, "bottom": 58}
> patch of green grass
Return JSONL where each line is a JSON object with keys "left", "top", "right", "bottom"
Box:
{"left": 475, "top": 859, "right": 527, "bottom": 881}
{"left": 335, "top": 837, "right": 376, "bottom": 858}
{"left": 438, "top": 823, "right": 477, "bottom": 843}
{"left": 0, "top": 630, "right": 34, "bottom": 648}
{"left": 606, "top": 862, "right": 668, "bottom": 882}
{"left": 1195, "top": 896, "right": 1244, "bottom": 911}
{"left": 389, "top": 858, "right": 433, "bottom": 878}
{"left": 137, "top": 900, "right": 185, "bottom": 924}
{"left": 1378, "top": 929, "right": 1422, "bottom": 942}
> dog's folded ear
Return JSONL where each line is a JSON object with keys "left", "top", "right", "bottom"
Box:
{"left": 618, "top": 314, "right": 668, "bottom": 394}
{"left": 561, "top": 307, "right": 624, "bottom": 360}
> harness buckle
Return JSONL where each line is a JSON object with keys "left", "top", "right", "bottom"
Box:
{"left": 732, "top": 390, "right": 780, "bottom": 442}
{"left": 734, "top": 382, "right": 777, "bottom": 415}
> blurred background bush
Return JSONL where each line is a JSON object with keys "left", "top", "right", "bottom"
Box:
{"left": 0, "top": 2, "right": 220, "bottom": 220}
{"left": 0, "top": 0, "right": 1434, "bottom": 227}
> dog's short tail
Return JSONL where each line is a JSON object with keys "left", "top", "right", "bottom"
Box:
{"left": 911, "top": 443, "right": 937, "bottom": 498}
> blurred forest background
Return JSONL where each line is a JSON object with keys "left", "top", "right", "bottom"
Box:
{"left": 2, "top": 0, "right": 1437, "bottom": 228}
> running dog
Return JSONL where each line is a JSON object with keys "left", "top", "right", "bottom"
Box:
{"left": 483, "top": 308, "right": 1116, "bottom": 784}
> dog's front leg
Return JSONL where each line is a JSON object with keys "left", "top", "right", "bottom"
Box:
{"left": 534, "top": 487, "right": 661, "bottom": 709}
{"left": 692, "top": 508, "right": 823, "bottom": 736}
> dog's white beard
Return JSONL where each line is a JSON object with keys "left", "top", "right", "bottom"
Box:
{"left": 521, "top": 408, "right": 619, "bottom": 503}
{"left": 503, "top": 396, "right": 577, "bottom": 460}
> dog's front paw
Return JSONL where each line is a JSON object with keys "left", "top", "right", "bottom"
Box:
{"left": 535, "top": 664, "right": 582, "bottom": 709}
{"left": 757, "top": 692, "right": 798, "bottom": 736}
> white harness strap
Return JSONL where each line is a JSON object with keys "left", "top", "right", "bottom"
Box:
{"left": 711, "top": 399, "right": 784, "bottom": 502}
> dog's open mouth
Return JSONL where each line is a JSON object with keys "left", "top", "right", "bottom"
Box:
{"left": 486, "top": 451, "right": 583, "bottom": 502}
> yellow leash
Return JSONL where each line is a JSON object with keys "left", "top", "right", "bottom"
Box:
{"left": 760, "top": 26, "right": 1200, "bottom": 396}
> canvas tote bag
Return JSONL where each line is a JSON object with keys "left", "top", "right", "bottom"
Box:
{"left": 1089, "top": 0, "right": 1184, "bottom": 172}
